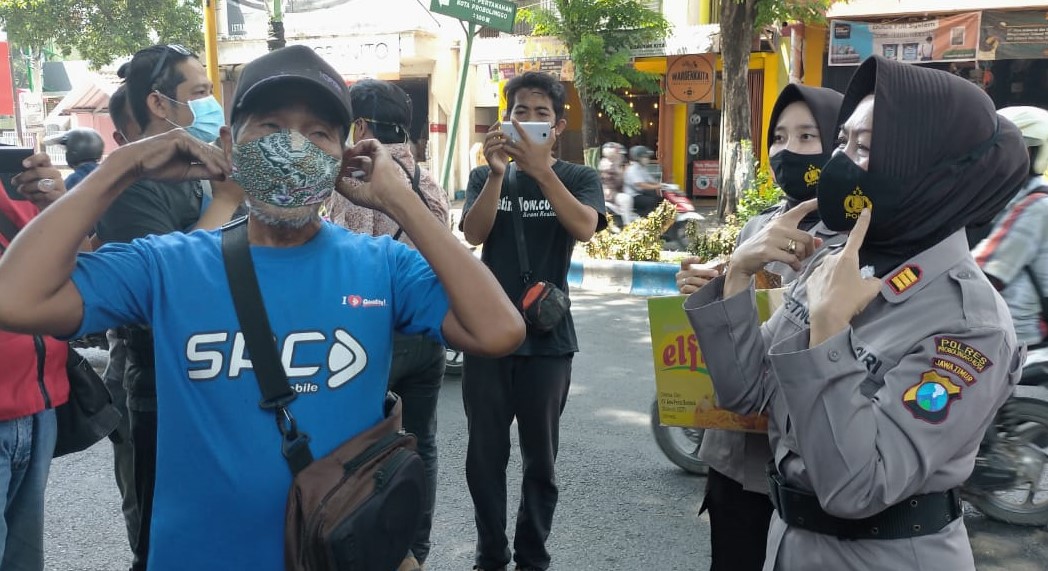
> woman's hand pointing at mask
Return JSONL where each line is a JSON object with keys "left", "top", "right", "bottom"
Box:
{"left": 807, "top": 208, "right": 882, "bottom": 346}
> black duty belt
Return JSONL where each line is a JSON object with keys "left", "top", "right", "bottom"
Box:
{"left": 768, "top": 471, "right": 962, "bottom": 540}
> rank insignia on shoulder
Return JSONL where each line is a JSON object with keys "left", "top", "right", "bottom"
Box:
{"left": 887, "top": 265, "right": 922, "bottom": 295}
{"left": 903, "top": 370, "right": 963, "bottom": 423}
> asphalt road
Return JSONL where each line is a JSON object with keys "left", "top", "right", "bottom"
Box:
{"left": 50, "top": 291, "right": 1048, "bottom": 570}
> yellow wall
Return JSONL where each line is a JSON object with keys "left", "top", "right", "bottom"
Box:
{"left": 631, "top": 22, "right": 828, "bottom": 188}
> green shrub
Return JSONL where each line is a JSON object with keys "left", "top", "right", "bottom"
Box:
{"left": 737, "top": 163, "right": 782, "bottom": 223}
{"left": 585, "top": 201, "right": 676, "bottom": 261}
{"left": 684, "top": 162, "right": 782, "bottom": 263}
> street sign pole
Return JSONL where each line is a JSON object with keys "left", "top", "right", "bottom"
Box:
{"left": 440, "top": 22, "right": 477, "bottom": 191}
{"left": 429, "top": 0, "right": 517, "bottom": 192}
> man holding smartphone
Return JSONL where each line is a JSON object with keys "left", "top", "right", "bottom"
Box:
{"left": 460, "top": 71, "right": 605, "bottom": 571}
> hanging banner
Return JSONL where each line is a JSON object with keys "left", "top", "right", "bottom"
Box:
{"left": 829, "top": 12, "right": 981, "bottom": 66}
{"left": 979, "top": 10, "right": 1048, "bottom": 61}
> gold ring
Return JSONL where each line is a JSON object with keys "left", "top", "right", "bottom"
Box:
{"left": 787, "top": 239, "right": 797, "bottom": 255}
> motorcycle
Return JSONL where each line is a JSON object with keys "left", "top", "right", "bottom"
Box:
{"left": 963, "top": 347, "right": 1048, "bottom": 526}
{"left": 444, "top": 348, "right": 463, "bottom": 379}
{"left": 650, "top": 399, "right": 707, "bottom": 475}
{"left": 605, "top": 184, "right": 704, "bottom": 250}
{"left": 651, "top": 348, "right": 1048, "bottom": 527}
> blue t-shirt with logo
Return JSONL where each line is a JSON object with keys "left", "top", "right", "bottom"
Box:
{"left": 70, "top": 222, "right": 448, "bottom": 570}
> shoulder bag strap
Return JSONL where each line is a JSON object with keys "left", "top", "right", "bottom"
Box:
{"left": 220, "top": 219, "right": 314, "bottom": 474}
{"left": 506, "top": 163, "right": 532, "bottom": 284}
{"left": 391, "top": 159, "right": 428, "bottom": 242}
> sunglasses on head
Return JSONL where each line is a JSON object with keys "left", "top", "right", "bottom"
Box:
{"left": 145, "top": 44, "right": 192, "bottom": 89}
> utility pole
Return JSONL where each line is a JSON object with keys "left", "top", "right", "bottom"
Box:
{"left": 203, "top": 0, "right": 222, "bottom": 102}
{"left": 268, "top": 0, "right": 286, "bottom": 51}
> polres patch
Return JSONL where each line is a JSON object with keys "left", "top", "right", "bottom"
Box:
{"left": 935, "top": 337, "right": 993, "bottom": 373}
{"left": 903, "top": 370, "right": 963, "bottom": 424}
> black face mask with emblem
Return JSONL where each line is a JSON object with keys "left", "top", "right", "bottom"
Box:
{"left": 770, "top": 150, "right": 833, "bottom": 203}
{"left": 817, "top": 151, "right": 902, "bottom": 239}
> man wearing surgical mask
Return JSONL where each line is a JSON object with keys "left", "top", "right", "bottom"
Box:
{"left": 94, "top": 44, "right": 245, "bottom": 570}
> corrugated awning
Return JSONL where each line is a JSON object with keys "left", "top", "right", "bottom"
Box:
{"left": 828, "top": 0, "right": 1041, "bottom": 18}
{"left": 44, "top": 75, "right": 120, "bottom": 125}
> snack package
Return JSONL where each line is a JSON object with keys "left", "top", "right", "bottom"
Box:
{"left": 648, "top": 287, "right": 785, "bottom": 432}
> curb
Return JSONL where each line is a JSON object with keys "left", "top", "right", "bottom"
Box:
{"left": 568, "top": 258, "right": 679, "bottom": 297}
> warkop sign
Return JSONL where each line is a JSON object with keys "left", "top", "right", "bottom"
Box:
{"left": 665, "top": 54, "right": 715, "bottom": 104}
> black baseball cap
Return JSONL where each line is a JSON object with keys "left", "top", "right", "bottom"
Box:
{"left": 230, "top": 45, "right": 353, "bottom": 128}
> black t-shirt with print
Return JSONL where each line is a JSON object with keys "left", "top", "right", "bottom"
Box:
{"left": 94, "top": 179, "right": 206, "bottom": 408}
{"left": 95, "top": 180, "right": 205, "bottom": 244}
{"left": 462, "top": 160, "right": 606, "bottom": 356}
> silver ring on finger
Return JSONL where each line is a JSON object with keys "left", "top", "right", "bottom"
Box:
{"left": 786, "top": 239, "right": 797, "bottom": 255}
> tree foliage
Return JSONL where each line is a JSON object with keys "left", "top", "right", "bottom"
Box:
{"left": 716, "top": 0, "right": 833, "bottom": 218}
{"left": 520, "top": 0, "right": 670, "bottom": 146}
{"left": 0, "top": 0, "right": 204, "bottom": 71}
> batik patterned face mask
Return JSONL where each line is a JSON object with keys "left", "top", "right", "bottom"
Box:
{"left": 232, "top": 130, "right": 341, "bottom": 208}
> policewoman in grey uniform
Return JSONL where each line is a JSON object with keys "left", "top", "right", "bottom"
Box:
{"left": 676, "top": 84, "right": 843, "bottom": 571}
{"left": 684, "top": 56, "right": 1029, "bottom": 570}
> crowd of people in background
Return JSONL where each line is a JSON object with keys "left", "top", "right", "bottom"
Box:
{"left": 0, "top": 40, "right": 1045, "bottom": 571}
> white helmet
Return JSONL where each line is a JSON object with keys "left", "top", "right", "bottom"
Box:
{"left": 998, "top": 106, "right": 1048, "bottom": 174}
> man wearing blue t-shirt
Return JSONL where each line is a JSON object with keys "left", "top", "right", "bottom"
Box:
{"left": 0, "top": 45, "right": 525, "bottom": 570}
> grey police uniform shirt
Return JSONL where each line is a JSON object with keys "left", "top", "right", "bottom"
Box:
{"left": 973, "top": 175, "right": 1048, "bottom": 345}
{"left": 685, "top": 230, "right": 1023, "bottom": 571}
{"left": 698, "top": 203, "right": 844, "bottom": 494}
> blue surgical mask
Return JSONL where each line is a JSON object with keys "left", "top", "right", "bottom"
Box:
{"left": 159, "top": 92, "right": 225, "bottom": 143}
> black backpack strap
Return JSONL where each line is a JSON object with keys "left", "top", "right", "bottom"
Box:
{"left": 391, "top": 158, "right": 427, "bottom": 243}
{"left": 220, "top": 218, "right": 313, "bottom": 475}
{"left": 505, "top": 163, "right": 532, "bottom": 284}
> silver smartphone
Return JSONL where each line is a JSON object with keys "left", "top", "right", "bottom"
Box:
{"left": 501, "top": 121, "right": 551, "bottom": 144}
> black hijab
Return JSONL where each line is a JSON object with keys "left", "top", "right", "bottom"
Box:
{"left": 828, "top": 56, "right": 1029, "bottom": 274}
{"left": 767, "top": 84, "right": 844, "bottom": 161}
{"left": 766, "top": 84, "right": 844, "bottom": 229}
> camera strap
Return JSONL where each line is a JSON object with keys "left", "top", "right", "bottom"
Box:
{"left": 506, "top": 163, "right": 532, "bottom": 284}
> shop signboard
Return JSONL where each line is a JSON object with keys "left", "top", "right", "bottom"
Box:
{"left": 429, "top": 0, "right": 517, "bottom": 34}
{"left": 665, "top": 54, "right": 716, "bottom": 104}
{"left": 980, "top": 10, "right": 1048, "bottom": 61}
{"left": 691, "top": 160, "right": 719, "bottom": 198}
{"left": 829, "top": 12, "right": 981, "bottom": 66}
{"left": 648, "top": 289, "right": 783, "bottom": 431}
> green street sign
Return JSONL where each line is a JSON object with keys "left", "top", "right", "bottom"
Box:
{"left": 430, "top": 0, "right": 518, "bottom": 34}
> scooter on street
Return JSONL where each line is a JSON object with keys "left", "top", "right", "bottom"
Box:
{"left": 604, "top": 184, "right": 704, "bottom": 250}
{"left": 963, "top": 347, "right": 1048, "bottom": 526}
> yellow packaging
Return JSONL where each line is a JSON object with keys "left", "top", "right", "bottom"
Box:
{"left": 647, "top": 288, "right": 785, "bottom": 432}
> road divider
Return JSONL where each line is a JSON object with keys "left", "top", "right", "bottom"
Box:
{"left": 568, "top": 258, "right": 679, "bottom": 297}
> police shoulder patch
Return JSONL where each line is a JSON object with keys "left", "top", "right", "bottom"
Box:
{"left": 931, "top": 357, "right": 976, "bottom": 385}
{"left": 902, "top": 370, "right": 963, "bottom": 424}
{"left": 935, "top": 336, "right": 993, "bottom": 373}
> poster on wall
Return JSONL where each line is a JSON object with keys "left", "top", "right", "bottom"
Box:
{"left": 829, "top": 12, "right": 981, "bottom": 66}
{"left": 980, "top": 10, "right": 1048, "bottom": 60}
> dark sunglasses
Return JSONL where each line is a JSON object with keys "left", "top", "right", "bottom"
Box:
{"left": 146, "top": 44, "right": 192, "bottom": 89}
